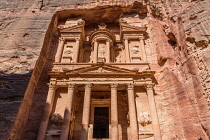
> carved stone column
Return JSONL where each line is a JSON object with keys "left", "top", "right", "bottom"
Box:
{"left": 110, "top": 84, "right": 118, "bottom": 140}
{"left": 144, "top": 83, "right": 162, "bottom": 140}
{"left": 37, "top": 83, "right": 56, "bottom": 140}
{"left": 106, "top": 40, "right": 110, "bottom": 63}
{"left": 93, "top": 41, "right": 98, "bottom": 63}
{"left": 55, "top": 37, "right": 65, "bottom": 63}
{"left": 74, "top": 38, "right": 80, "bottom": 63}
{"left": 80, "top": 84, "right": 92, "bottom": 140}
{"left": 139, "top": 35, "right": 147, "bottom": 62}
{"left": 60, "top": 84, "right": 75, "bottom": 140}
{"left": 127, "top": 84, "right": 138, "bottom": 140}
{"left": 124, "top": 37, "right": 130, "bottom": 63}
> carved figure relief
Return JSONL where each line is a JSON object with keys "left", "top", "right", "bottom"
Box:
{"left": 131, "top": 46, "right": 140, "bottom": 55}
{"left": 50, "top": 113, "right": 63, "bottom": 124}
{"left": 115, "top": 50, "right": 121, "bottom": 62}
{"left": 63, "top": 46, "right": 74, "bottom": 63}
{"left": 98, "top": 45, "right": 106, "bottom": 58}
{"left": 138, "top": 112, "right": 151, "bottom": 127}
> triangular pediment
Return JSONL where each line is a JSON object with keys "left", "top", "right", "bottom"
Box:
{"left": 65, "top": 64, "right": 136, "bottom": 75}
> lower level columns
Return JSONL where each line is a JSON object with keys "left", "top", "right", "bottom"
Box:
{"left": 80, "top": 84, "right": 92, "bottom": 140}
{"left": 145, "top": 83, "right": 162, "bottom": 140}
{"left": 37, "top": 83, "right": 56, "bottom": 140}
{"left": 110, "top": 84, "right": 119, "bottom": 140}
{"left": 127, "top": 84, "right": 138, "bottom": 140}
{"left": 60, "top": 84, "right": 75, "bottom": 140}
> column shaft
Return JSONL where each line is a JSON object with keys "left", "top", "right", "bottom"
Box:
{"left": 37, "top": 83, "right": 56, "bottom": 140}
{"left": 111, "top": 84, "right": 118, "bottom": 140}
{"left": 80, "top": 84, "right": 92, "bottom": 140}
{"left": 74, "top": 38, "right": 80, "bottom": 63}
{"left": 60, "top": 84, "right": 75, "bottom": 140}
{"left": 93, "top": 41, "right": 98, "bottom": 63}
{"left": 127, "top": 84, "right": 138, "bottom": 140}
{"left": 55, "top": 38, "right": 65, "bottom": 63}
{"left": 139, "top": 36, "right": 147, "bottom": 62}
{"left": 106, "top": 41, "right": 110, "bottom": 63}
{"left": 124, "top": 38, "right": 130, "bottom": 63}
{"left": 145, "top": 84, "right": 162, "bottom": 140}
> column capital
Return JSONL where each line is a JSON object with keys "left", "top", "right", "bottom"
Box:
{"left": 106, "top": 39, "right": 112, "bottom": 43}
{"left": 59, "top": 37, "right": 65, "bottom": 41}
{"left": 139, "top": 35, "right": 144, "bottom": 40}
{"left": 49, "top": 83, "right": 56, "bottom": 90}
{"left": 85, "top": 83, "right": 92, "bottom": 89}
{"left": 75, "top": 37, "right": 80, "bottom": 41}
{"left": 67, "top": 83, "right": 75, "bottom": 90}
{"left": 110, "top": 83, "right": 118, "bottom": 90}
{"left": 127, "top": 83, "right": 134, "bottom": 90}
{"left": 144, "top": 83, "right": 155, "bottom": 90}
{"left": 123, "top": 37, "right": 129, "bottom": 40}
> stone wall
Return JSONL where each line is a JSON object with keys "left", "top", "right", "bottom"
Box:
{"left": 0, "top": 0, "right": 210, "bottom": 139}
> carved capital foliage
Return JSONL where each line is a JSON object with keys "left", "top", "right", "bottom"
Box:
{"left": 75, "top": 38, "right": 80, "bottom": 41}
{"left": 110, "top": 83, "right": 118, "bottom": 90}
{"left": 85, "top": 83, "right": 92, "bottom": 89}
{"left": 59, "top": 37, "right": 65, "bottom": 42}
{"left": 49, "top": 83, "right": 56, "bottom": 90}
{"left": 123, "top": 37, "right": 129, "bottom": 40}
{"left": 139, "top": 35, "right": 144, "bottom": 40}
{"left": 144, "top": 83, "right": 155, "bottom": 90}
{"left": 67, "top": 83, "right": 75, "bottom": 90}
{"left": 127, "top": 83, "right": 134, "bottom": 90}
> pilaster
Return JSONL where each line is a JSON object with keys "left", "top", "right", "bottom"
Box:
{"left": 144, "top": 83, "right": 162, "bottom": 140}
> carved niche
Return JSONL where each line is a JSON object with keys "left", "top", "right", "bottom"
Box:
{"left": 129, "top": 40, "right": 142, "bottom": 62}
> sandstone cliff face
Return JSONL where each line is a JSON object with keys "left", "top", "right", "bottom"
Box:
{"left": 0, "top": 0, "right": 209, "bottom": 140}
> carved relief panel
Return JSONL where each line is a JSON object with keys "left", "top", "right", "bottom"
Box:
{"left": 134, "top": 87, "right": 153, "bottom": 138}
{"left": 61, "top": 41, "right": 75, "bottom": 63}
{"left": 83, "top": 50, "right": 91, "bottom": 63}
{"left": 129, "top": 40, "right": 142, "bottom": 63}
{"left": 98, "top": 41, "right": 106, "bottom": 62}
{"left": 113, "top": 43, "right": 125, "bottom": 63}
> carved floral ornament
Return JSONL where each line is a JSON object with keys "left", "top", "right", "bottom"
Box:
{"left": 144, "top": 83, "right": 155, "bottom": 90}
{"left": 110, "top": 83, "right": 118, "bottom": 90}
{"left": 67, "top": 83, "right": 75, "bottom": 90}
{"left": 127, "top": 83, "right": 134, "bottom": 90}
{"left": 49, "top": 83, "right": 56, "bottom": 90}
{"left": 85, "top": 83, "right": 92, "bottom": 89}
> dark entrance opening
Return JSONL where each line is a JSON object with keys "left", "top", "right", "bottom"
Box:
{"left": 93, "top": 107, "right": 109, "bottom": 138}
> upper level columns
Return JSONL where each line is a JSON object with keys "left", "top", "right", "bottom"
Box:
{"left": 55, "top": 37, "right": 65, "bottom": 63}
{"left": 127, "top": 84, "right": 138, "bottom": 140}
{"left": 124, "top": 37, "right": 130, "bottom": 63}
{"left": 93, "top": 41, "right": 98, "bottom": 63}
{"left": 37, "top": 83, "right": 56, "bottom": 140}
{"left": 74, "top": 38, "right": 80, "bottom": 63}
{"left": 144, "top": 83, "right": 162, "bottom": 140}
{"left": 106, "top": 40, "right": 111, "bottom": 63}
{"left": 139, "top": 35, "right": 147, "bottom": 62}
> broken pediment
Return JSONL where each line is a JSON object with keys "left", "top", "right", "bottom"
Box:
{"left": 59, "top": 24, "right": 84, "bottom": 33}
{"left": 120, "top": 21, "right": 147, "bottom": 39}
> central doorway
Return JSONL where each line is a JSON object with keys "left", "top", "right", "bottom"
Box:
{"left": 93, "top": 107, "right": 109, "bottom": 138}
